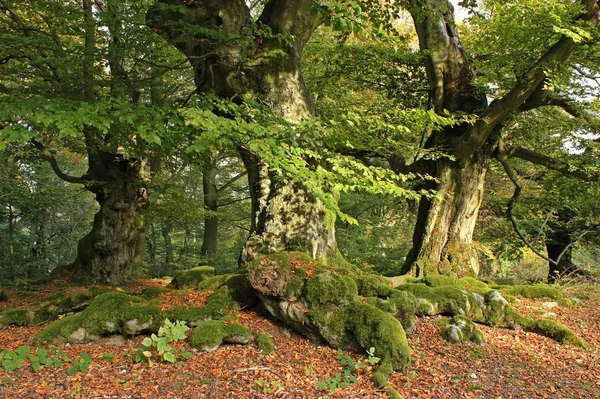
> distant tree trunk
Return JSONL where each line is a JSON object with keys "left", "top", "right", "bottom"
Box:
{"left": 200, "top": 162, "right": 218, "bottom": 265}
{"left": 146, "top": 221, "right": 158, "bottom": 273}
{"left": 546, "top": 226, "right": 573, "bottom": 282}
{"left": 161, "top": 220, "right": 174, "bottom": 271}
{"left": 7, "top": 205, "right": 15, "bottom": 280}
{"left": 148, "top": 0, "right": 338, "bottom": 265}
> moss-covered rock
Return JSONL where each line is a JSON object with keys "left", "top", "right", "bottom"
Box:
{"left": 366, "top": 290, "right": 417, "bottom": 334}
{"left": 140, "top": 287, "right": 170, "bottom": 300}
{"left": 169, "top": 266, "right": 215, "bottom": 289}
{"left": 0, "top": 286, "right": 110, "bottom": 329}
{"left": 356, "top": 275, "right": 393, "bottom": 297}
{"left": 190, "top": 320, "right": 253, "bottom": 351}
{"left": 440, "top": 315, "right": 485, "bottom": 345}
{"left": 256, "top": 332, "right": 275, "bottom": 355}
{"left": 0, "top": 309, "right": 33, "bottom": 328}
{"left": 190, "top": 320, "right": 225, "bottom": 351}
{"left": 36, "top": 292, "right": 163, "bottom": 344}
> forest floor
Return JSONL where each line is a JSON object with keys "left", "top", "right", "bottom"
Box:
{"left": 0, "top": 279, "right": 599, "bottom": 399}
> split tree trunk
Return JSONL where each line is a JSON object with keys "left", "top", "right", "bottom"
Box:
{"left": 148, "top": 0, "right": 338, "bottom": 266}
{"left": 403, "top": 152, "right": 490, "bottom": 277}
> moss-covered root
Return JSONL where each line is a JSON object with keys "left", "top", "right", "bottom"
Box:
{"left": 0, "top": 285, "right": 109, "bottom": 329}
{"left": 499, "top": 283, "right": 563, "bottom": 300}
{"left": 189, "top": 320, "right": 253, "bottom": 352}
{"left": 36, "top": 292, "right": 163, "bottom": 344}
{"left": 508, "top": 310, "right": 586, "bottom": 347}
{"left": 372, "top": 360, "right": 403, "bottom": 399}
{"left": 169, "top": 266, "right": 215, "bottom": 289}
{"left": 440, "top": 315, "right": 485, "bottom": 345}
{"left": 197, "top": 270, "right": 258, "bottom": 309}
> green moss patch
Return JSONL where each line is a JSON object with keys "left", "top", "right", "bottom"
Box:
{"left": 167, "top": 286, "right": 240, "bottom": 326}
{"left": 189, "top": 320, "right": 254, "bottom": 352}
{"left": 0, "top": 290, "right": 7, "bottom": 301}
{"left": 499, "top": 284, "right": 563, "bottom": 300}
{"left": 256, "top": 332, "right": 275, "bottom": 355}
{"left": 36, "top": 292, "right": 163, "bottom": 344}
{"left": 508, "top": 310, "right": 585, "bottom": 347}
{"left": 169, "top": 266, "right": 215, "bottom": 289}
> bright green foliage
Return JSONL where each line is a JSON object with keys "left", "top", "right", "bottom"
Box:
{"left": 256, "top": 332, "right": 275, "bottom": 355}
{"left": 0, "top": 346, "right": 89, "bottom": 375}
{"left": 317, "top": 347, "right": 381, "bottom": 393}
{"left": 169, "top": 266, "right": 216, "bottom": 289}
{"left": 66, "top": 352, "right": 92, "bottom": 376}
{"left": 135, "top": 319, "right": 191, "bottom": 365}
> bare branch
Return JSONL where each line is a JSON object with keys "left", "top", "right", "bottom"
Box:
{"left": 217, "top": 171, "right": 248, "bottom": 194}
{"left": 32, "top": 140, "right": 88, "bottom": 185}
{"left": 508, "top": 145, "right": 600, "bottom": 181}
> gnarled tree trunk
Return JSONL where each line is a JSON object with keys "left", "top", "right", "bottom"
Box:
{"left": 54, "top": 153, "right": 148, "bottom": 285}
{"left": 148, "top": 0, "right": 337, "bottom": 265}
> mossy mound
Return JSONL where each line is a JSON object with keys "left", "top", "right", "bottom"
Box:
{"left": 189, "top": 320, "right": 253, "bottom": 352}
{"left": 507, "top": 310, "right": 586, "bottom": 347}
{"left": 256, "top": 332, "right": 275, "bottom": 355}
{"left": 140, "top": 287, "right": 170, "bottom": 300}
{"left": 0, "top": 309, "right": 33, "bottom": 328}
{"left": 498, "top": 283, "right": 563, "bottom": 300}
{"left": 167, "top": 286, "right": 240, "bottom": 326}
{"left": 247, "top": 251, "right": 412, "bottom": 378}
{"left": 0, "top": 286, "right": 110, "bottom": 329}
{"left": 440, "top": 315, "right": 485, "bottom": 345}
{"left": 169, "top": 266, "right": 215, "bottom": 289}
{"left": 197, "top": 270, "right": 257, "bottom": 309}
{"left": 36, "top": 292, "right": 164, "bottom": 344}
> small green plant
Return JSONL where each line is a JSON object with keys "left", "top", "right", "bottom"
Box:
{"left": 0, "top": 346, "right": 84, "bottom": 374}
{"left": 316, "top": 348, "right": 380, "bottom": 393}
{"left": 67, "top": 352, "right": 92, "bottom": 376}
{"left": 256, "top": 332, "right": 275, "bottom": 355}
{"left": 254, "top": 378, "right": 284, "bottom": 394}
{"left": 135, "top": 319, "right": 192, "bottom": 365}
{"left": 101, "top": 353, "right": 115, "bottom": 362}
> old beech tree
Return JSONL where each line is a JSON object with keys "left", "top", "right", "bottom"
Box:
{"left": 400, "top": 0, "right": 599, "bottom": 277}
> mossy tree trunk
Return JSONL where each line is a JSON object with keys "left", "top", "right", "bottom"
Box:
{"left": 402, "top": 0, "right": 594, "bottom": 277}
{"left": 403, "top": 152, "right": 491, "bottom": 277}
{"left": 54, "top": 150, "right": 148, "bottom": 285}
{"left": 148, "top": 0, "right": 337, "bottom": 265}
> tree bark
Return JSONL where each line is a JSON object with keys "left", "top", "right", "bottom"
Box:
{"left": 161, "top": 220, "right": 174, "bottom": 271}
{"left": 403, "top": 0, "right": 490, "bottom": 277}
{"left": 200, "top": 161, "right": 218, "bottom": 265}
{"left": 546, "top": 225, "right": 574, "bottom": 283}
{"left": 54, "top": 152, "right": 148, "bottom": 285}
{"left": 403, "top": 153, "right": 490, "bottom": 277}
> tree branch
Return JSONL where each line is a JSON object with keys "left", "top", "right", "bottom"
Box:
{"left": 217, "top": 171, "right": 248, "bottom": 194}
{"left": 497, "top": 143, "right": 556, "bottom": 264}
{"left": 508, "top": 145, "right": 600, "bottom": 181}
{"left": 451, "top": 0, "right": 600, "bottom": 159}
{"left": 32, "top": 140, "right": 88, "bottom": 185}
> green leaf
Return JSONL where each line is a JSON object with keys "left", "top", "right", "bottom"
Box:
{"left": 31, "top": 362, "right": 41, "bottom": 372}
{"left": 142, "top": 337, "right": 153, "bottom": 347}
{"left": 79, "top": 362, "right": 90, "bottom": 372}
{"left": 66, "top": 365, "right": 79, "bottom": 376}
{"left": 17, "top": 346, "right": 30, "bottom": 357}
{"left": 163, "top": 352, "right": 177, "bottom": 363}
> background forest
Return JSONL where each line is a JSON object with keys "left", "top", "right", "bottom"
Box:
{"left": 1, "top": 0, "right": 598, "bottom": 284}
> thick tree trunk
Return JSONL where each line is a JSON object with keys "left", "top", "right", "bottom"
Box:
{"left": 54, "top": 155, "right": 148, "bottom": 285}
{"left": 239, "top": 150, "right": 338, "bottom": 264}
{"left": 200, "top": 163, "right": 218, "bottom": 265}
{"left": 148, "top": 0, "right": 336, "bottom": 265}
{"left": 403, "top": 151, "right": 490, "bottom": 277}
